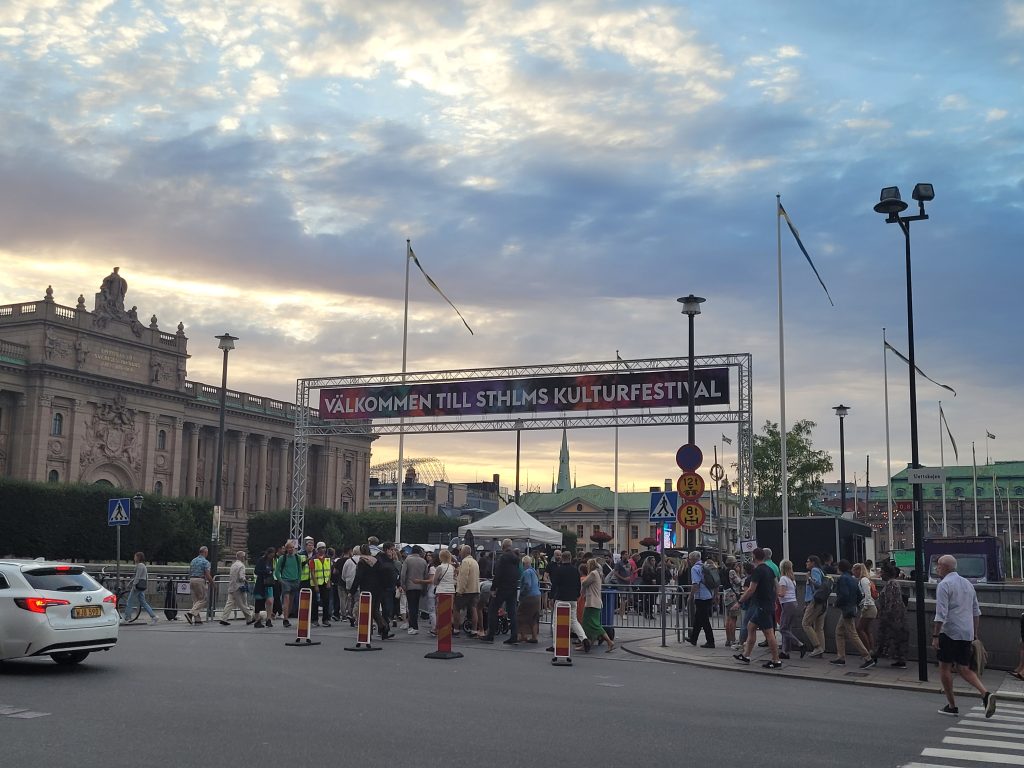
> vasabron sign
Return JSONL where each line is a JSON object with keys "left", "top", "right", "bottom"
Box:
{"left": 319, "top": 369, "right": 729, "bottom": 420}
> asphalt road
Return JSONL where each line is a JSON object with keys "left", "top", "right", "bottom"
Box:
{"left": 0, "top": 621, "right": 952, "bottom": 768}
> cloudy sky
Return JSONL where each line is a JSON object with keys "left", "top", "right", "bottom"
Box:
{"left": 2, "top": 1, "right": 1022, "bottom": 497}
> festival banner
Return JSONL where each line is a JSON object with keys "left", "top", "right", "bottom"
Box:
{"left": 319, "top": 368, "right": 730, "bottom": 420}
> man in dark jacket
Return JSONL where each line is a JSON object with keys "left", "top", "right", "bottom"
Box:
{"left": 546, "top": 549, "right": 589, "bottom": 652}
{"left": 480, "top": 538, "right": 520, "bottom": 644}
{"left": 831, "top": 559, "right": 873, "bottom": 668}
{"left": 353, "top": 545, "right": 390, "bottom": 640}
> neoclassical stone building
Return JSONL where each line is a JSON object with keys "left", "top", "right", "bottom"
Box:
{"left": 0, "top": 270, "right": 374, "bottom": 550}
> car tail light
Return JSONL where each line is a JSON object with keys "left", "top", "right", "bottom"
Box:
{"left": 14, "top": 597, "right": 71, "bottom": 613}
{"left": 102, "top": 594, "right": 117, "bottom": 605}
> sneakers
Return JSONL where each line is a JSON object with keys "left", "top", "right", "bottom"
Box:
{"left": 808, "top": 648, "right": 824, "bottom": 658}
{"left": 218, "top": 620, "right": 230, "bottom": 626}
{"left": 938, "top": 705, "right": 959, "bottom": 717}
{"left": 428, "top": 630, "right": 437, "bottom": 637}
{"left": 322, "top": 622, "right": 331, "bottom": 628}
{"left": 860, "top": 657, "right": 878, "bottom": 669}
{"left": 984, "top": 691, "right": 997, "bottom": 718}
{"left": 829, "top": 658, "right": 846, "bottom": 666}
{"left": 778, "top": 652, "right": 790, "bottom": 660}
{"left": 479, "top": 635, "right": 494, "bottom": 642}
{"left": 282, "top": 619, "right": 291, "bottom": 628}
{"left": 891, "top": 661, "right": 907, "bottom": 668}
{"left": 733, "top": 654, "right": 750, "bottom": 664}
{"left": 149, "top": 617, "right": 159, "bottom": 625}
{"left": 762, "top": 661, "right": 783, "bottom": 669}
{"left": 799, "top": 645, "right": 807, "bottom": 659}
{"left": 582, "top": 638, "right": 592, "bottom": 653}
{"left": 184, "top": 613, "right": 193, "bottom": 625}
{"left": 407, "top": 628, "right": 419, "bottom": 635}
{"left": 731, "top": 642, "right": 744, "bottom": 651}
{"left": 254, "top": 621, "right": 265, "bottom": 629}
{"left": 503, "top": 638, "right": 519, "bottom": 645}
{"left": 758, "top": 640, "right": 769, "bottom": 648}
{"left": 700, "top": 643, "right": 716, "bottom": 649}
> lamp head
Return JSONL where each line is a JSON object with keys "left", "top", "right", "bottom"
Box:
{"left": 833, "top": 404, "right": 850, "bottom": 418}
{"left": 216, "top": 332, "right": 238, "bottom": 352}
{"left": 911, "top": 183, "right": 934, "bottom": 202}
{"left": 677, "top": 294, "right": 706, "bottom": 316}
{"left": 132, "top": 493, "right": 144, "bottom": 510}
{"left": 873, "top": 186, "right": 908, "bottom": 216}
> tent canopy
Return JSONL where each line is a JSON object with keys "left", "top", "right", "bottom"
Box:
{"left": 458, "top": 503, "right": 563, "bottom": 546}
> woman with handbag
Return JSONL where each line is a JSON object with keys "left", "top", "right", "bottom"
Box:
{"left": 776, "top": 560, "right": 806, "bottom": 659}
{"left": 723, "top": 562, "right": 743, "bottom": 648}
{"left": 121, "top": 551, "right": 158, "bottom": 625}
{"left": 853, "top": 562, "right": 877, "bottom": 651}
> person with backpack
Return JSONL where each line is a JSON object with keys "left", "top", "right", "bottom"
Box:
{"left": 802, "top": 554, "right": 829, "bottom": 657}
{"left": 686, "top": 551, "right": 716, "bottom": 647}
{"left": 273, "top": 540, "right": 304, "bottom": 629}
{"left": 830, "top": 559, "right": 874, "bottom": 669}
{"left": 853, "top": 562, "right": 877, "bottom": 651}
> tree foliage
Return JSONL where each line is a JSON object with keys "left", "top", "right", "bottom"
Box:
{"left": 751, "top": 419, "right": 833, "bottom": 517}
{"left": 0, "top": 479, "right": 212, "bottom": 563}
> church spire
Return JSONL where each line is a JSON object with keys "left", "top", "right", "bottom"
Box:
{"left": 556, "top": 428, "right": 571, "bottom": 492}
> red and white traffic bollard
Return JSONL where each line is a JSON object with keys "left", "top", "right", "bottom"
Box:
{"left": 551, "top": 600, "right": 573, "bottom": 666}
{"left": 345, "top": 591, "right": 380, "bottom": 652}
{"left": 425, "top": 592, "right": 463, "bottom": 660}
{"left": 285, "top": 587, "right": 321, "bottom": 647}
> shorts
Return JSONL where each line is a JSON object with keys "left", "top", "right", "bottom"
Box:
{"left": 936, "top": 633, "right": 972, "bottom": 666}
{"left": 859, "top": 604, "right": 878, "bottom": 620}
{"left": 747, "top": 604, "right": 775, "bottom": 631}
{"left": 280, "top": 579, "right": 300, "bottom": 595}
{"left": 455, "top": 592, "right": 479, "bottom": 612}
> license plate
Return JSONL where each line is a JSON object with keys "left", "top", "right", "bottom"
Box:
{"left": 72, "top": 606, "right": 102, "bottom": 619}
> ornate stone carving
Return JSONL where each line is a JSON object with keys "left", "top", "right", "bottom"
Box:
{"left": 93, "top": 267, "right": 128, "bottom": 329}
{"left": 74, "top": 337, "right": 90, "bottom": 367}
{"left": 47, "top": 439, "right": 64, "bottom": 457}
{"left": 44, "top": 327, "right": 71, "bottom": 361}
{"left": 150, "top": 357, "right": 165, "bottom": 384}
{"left": 126, "top": 306, "right": 144, "bottom": 337}
{"left": 79, "top": 394, "right": 141, "bottom": 472}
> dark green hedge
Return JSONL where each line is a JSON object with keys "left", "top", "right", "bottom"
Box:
{"left": 0, "top": 479, "right": 212, "bottom": 563}
{"left": 247, "top": 508, "right": 463, "bottom": 554}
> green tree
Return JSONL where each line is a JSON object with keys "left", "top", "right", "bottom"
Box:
{"left": 751, "top": 419, "right": 833, "bottom": 517}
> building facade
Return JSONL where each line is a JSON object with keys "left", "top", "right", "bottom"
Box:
{"left": 0, "top": 272, "right": 375, "bottom": 550}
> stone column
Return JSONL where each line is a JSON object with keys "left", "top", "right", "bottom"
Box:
{"left": 67, "top": 399, "right": 85, "bottom": 483}
{"left": 325, "top": 444, "right": 338, "bottom": 510}
{"left": 255, "top": 434, "right": 269, "bottom": 513}
{"left": 33, "top": 395, "right": 53, "bottom": 482}
{"left": 233, "top": 432, "right": 248, "bottom": 511}
{"left": 168, "top": 417, "right": 184, "bottom": 497}
{"left": 186, "top": 424, "right": 200, "bottom": 498}
{"left": 143, "top": 412, "right": 158, "bottom": 491}
{"left": 277, "top": 439, "right": 290, "bottom": 510}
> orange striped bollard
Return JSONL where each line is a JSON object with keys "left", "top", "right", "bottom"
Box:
{"left": 285, "top": 588, "right": 321, "bottom": 647}
{"left": 345, "top": 591, "right": 380, "bottom": 652}
{"left": 551, "top": 600, "right": 572, "bottom": 666}
{"left": 425, "top": 592, "right": 463, "bottom": 660}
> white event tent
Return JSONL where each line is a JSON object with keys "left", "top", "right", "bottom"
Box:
{"left": 458, "top": 503, "right": 563, "bottom": 546}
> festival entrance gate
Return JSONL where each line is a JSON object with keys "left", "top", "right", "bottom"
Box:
{"left": 289, "top": 355, "right": 753, "bottom": 550}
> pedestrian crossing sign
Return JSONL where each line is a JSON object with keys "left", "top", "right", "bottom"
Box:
{"left": 649, "top": 491, "right": 678, "bottom": 522}
{"left": 107, "top": 498, "right": 131, "bottom": 526}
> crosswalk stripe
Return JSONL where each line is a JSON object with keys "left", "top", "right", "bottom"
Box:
{"left": 960, "top": 716, "right": 1024, "bottom": 727}
{"left": 964, "top": 711, "right": 1024, "bottom": 723}
{"left": 903, "top": 763, "right": 975, "bottom": 768}
{"left": 944, "top": 736, "right": 1024, "bottom": 751}
{"left": 949, "top": 726, "right": 1024, "bottom": 740}
{"left": 7, "top": 711, "right": 49, "bottom": 719}
{"left": 996, "top": 702, "right": 1024, "bottom": 711}
{"left": 922, "top": 748, "right": 1024, "bottom": 765}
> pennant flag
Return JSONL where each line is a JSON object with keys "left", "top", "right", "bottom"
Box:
{"left": 778, "top": 202, "right": 834, "bottom": 307}
{"left": 721, "top": 434, "right": 733, "bottom": 445}
{"left": 407, "top": 243, "right": 474, "bottom": 335}
{"left": 986, "top": 430, "right": 996, "bottom": 440}
{"left": 939, "top": 404, "right": 959, "bottom": 462}
{"left": 883, "top": 341, "right": 957, "bottom": 396}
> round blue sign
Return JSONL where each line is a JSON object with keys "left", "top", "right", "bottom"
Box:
{"left": 675, "top": 443, "right": 703, "bottom": 472}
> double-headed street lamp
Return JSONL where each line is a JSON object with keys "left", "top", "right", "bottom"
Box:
{"left": 209, "top": 332, "right": 238, "bottom": 620}
{"left": 833, "top": 405, "right": 850, "bottom": 516}
{"left": 677, "top": 294, "right": 705, "bottom": 552}
{"left": 874, "top": 182, "right": 933, "bottom": 683}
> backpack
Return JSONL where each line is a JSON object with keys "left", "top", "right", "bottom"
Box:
{"left": 701, "top": 563, "right": 721, "bottom": 591}
{"left": 869, "top": 580, "right": 879, "bottom": 600}
{"left": 813, "top": 573, "right": 833, "bottom": 604}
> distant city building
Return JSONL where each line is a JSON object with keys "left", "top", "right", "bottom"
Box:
{"left": 366, "top": 464, "right": 504, "bottom": 520}
{"left": 0, "top": 273, "right": 374, "bottom": 552}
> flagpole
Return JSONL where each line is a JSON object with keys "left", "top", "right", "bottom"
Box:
{"left": 776, "top": 194, "right": 790, "bottom": 563}
{"left": 939, "top": 401, "right": 947, "bottom": 536}
{"left": 394, "top": 240, "right": 413, "bottom": 544}
{"left": 883, "top": 328, "right": 894, "bottom": 554}
{"left": 613, "top": 350, "right": 620, "bottom": 554}
{"left": 972, "top": 441, "right": 979, "bottom": 535}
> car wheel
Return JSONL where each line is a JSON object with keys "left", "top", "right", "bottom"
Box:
{"left": 50, "top": 651, "right": 90, "bottom": 666}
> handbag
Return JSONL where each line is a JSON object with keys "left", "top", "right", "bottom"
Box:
{"left": 135, "top": 580, "right": 147, "bottom": 591}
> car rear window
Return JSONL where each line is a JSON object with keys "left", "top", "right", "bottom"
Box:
{"left": 23, "top": 568, "right": 101, "bottom": 592}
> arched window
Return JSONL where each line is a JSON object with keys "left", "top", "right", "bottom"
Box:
{"left": 953, "top": 487, "right": 964, "bottom": 497}
{"left": 977, "top": 486, "right": 984, "bottom": 496}
{"left": 1014, "top": 486, "right": 1024, "bottom": 496}
{"left": 48, "top": 469, "right": 59, "bottom": 483}
{"left": 51, "top": 412, "right": 63, "bottom": 436}
{"left": 896, "top": 488, "right": 906, "bottom": 498}
{"left": 157, "top": 430, "right": 167, "bottom": 450}
{"left": 933, "top": 488, "right": 942, "bottom": 498}
{"left": 155, "top": 480, "right": 164, "bottom": 496}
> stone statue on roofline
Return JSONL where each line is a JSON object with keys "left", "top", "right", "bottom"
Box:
{"left": 93, "top": 267, "right": 129, "bottom": 329}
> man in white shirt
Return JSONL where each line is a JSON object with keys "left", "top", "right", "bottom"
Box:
{"left": 933, "top": 555, "right": 995, "bottom": 717}
{"left": 218, "top": 551, "right": 255, "bottom": 626}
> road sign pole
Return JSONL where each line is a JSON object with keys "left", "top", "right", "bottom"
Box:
{"left": 116, "top": 525, "right": 121, "bottom": 584}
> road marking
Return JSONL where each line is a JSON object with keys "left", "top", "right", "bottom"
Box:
{"left": 949, "top": 726, "right": 1024, "bottom": 740}
{"left": 921, "top": 748, "right": 1024, "bottom": 765}
{"left": 0, "top": 705, "right": 50, "bottom": 719}
{"left": 959, "top": 716, "right": 1024, "bottom": 728}
{"left": 0, "top": 706, "right": 28, "bottom": 715}
{"left": 964, "top": 711, "right": 1024, "bottom": 723}
{"left": 7, "top": 711, "right": 49, "bottom": 719}
{"left": 944, "top": 736, "right": 1024, "bottom": 751}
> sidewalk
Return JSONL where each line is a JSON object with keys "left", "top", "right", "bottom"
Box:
{"left": 624, "top": 628, "right": 1016, "bottom": 698}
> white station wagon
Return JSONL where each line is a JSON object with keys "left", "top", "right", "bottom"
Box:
{"left": 0, "top": 559, "right": 119, "bottom": 665}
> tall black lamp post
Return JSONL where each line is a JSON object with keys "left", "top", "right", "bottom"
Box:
{"left": 677, "top": 294, "right": 705, "bottom": 552}
{"left": 209, "top": 332, "right": 238, "bottom": 620}
{"left": 874, "top": 182, "right": 933, "bottom": 682}
{"left": 833, "top": 405, "right": 850, "bottom": 516}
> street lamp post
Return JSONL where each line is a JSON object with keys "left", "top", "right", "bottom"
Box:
{"left": 209, "top": 332, "right": 237, "bottom": 620}
{"left": 874, "top": 182, "right": 933, "bottom": 682}
{"left": 833, "top": 405, "right": 850, "bottom": 517}
{"left": 677, "top": 294, "right": 705, "bottom": 552}
{"left": 514, "top": 419, "right": 524, "bottom": 504}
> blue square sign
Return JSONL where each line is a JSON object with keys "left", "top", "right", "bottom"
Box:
{"left": 107, "top": 498, "right": 131, "bottom": 526}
